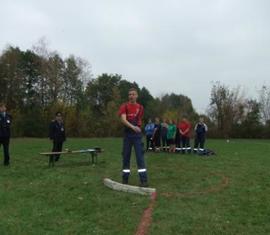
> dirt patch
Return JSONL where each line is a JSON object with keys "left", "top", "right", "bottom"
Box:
{"left": 135, "top": 192, "right": 157, "bottom": 235}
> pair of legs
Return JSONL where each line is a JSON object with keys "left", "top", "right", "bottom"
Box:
{"left": 181, "top": 136, "right": 191, "bottom": 153}
{"left": 122, "top": 133, "right": 148, "bottom": 185}
{"left": 0, "top": 138, "right": 10, "bottom": 166}
{"left": 152, "top": 134, "right": 161, "bottom": 151}
{"left": 193, "top": 134, "right": 205, "bottom": 152}
{"left": 175, "top": 131, "right": 181, "bottom": 148}
{"left": 167, "top": 139, "right": 175, "bottom": 152}
{"left": 51, "top": 141, "right": 63, "bottom": 161}
{"left": 161, "top": 134, "right": 168, "bottom": 151}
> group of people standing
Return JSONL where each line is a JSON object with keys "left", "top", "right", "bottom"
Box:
{"left": 1, "top": 87, "right": 208, "bottom": 190}
{"left": 118, "top": 88, "right": 209, "bottom": 187}
{"left": 144, "top": 116, "right": 208, "bottom": 154}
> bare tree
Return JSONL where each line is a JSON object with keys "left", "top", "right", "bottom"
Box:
{"left": 31, "top": 37, "right": 50, "bottom": 58}
{"left": 258, "top": 85, "right": 270, "bottom": 124}
{"left": 208, "top": 82, "right": 245, "bottom": 137}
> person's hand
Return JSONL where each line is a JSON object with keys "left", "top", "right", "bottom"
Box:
{"left": 133, "top": 126, "right": 141, "bottom": 133}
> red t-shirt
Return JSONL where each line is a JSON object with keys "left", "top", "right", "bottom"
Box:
{"left": 118, "top": 102, "right": 144, "bottom": 127}
{"left": 178, "top": 121, "right": 191, "bottom": 137}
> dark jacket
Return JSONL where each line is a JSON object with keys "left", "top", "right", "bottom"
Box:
{"left": 49, "top": 120, "right": 66, "bottom": 142}
{"left": 195, "top": 122, "right": 208, "bottom": 136}
{"left": 0, "top": 113, "right": 12, "bottom": 138}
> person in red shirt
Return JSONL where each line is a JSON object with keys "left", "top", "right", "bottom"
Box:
{"left": 178, "top": 116, "right": 192, "bottom": 154}
{"left": 118, "top": 88, "right": 148, "bottom": 187}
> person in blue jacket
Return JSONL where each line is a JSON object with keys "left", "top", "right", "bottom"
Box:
{"left": 144, "top": 119, "right": 155, "bottom": 151}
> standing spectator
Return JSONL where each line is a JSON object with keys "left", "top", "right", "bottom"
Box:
{"left": 179, "top": 116, "right": 192, "bottom": 154}
{"left": 144, "top": 119, "right": 155, "bottom": 151}
{"left": 175, "top": 118, "right": 181, "bottom": 150}
{"left": 193, "top": 116, "right": 208, "bottom": 153}
{"left": 152, "top": 117, "right": 161, "bottom": 151}
{"left": 0, "top": 103, "right": 12, "bottom": 166}
{"left": 167, "top": 119, "right": 176, "bottom": 152}
{"left": 160, "top": 118, "right": 168, "bottom": 151}
{"left": 118, "top": 88, "right": 148, "bottom": 187}
{"left": 49, "top": 112, "right": 66, "bottom": 162}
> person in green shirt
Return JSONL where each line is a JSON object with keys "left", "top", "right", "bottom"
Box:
{"left": 167, "top": 119, "right": 176, "bottom": 152}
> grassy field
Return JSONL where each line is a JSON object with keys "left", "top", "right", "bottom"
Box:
{"left": 0, "top": 138, "right": 270, "bottom": 235}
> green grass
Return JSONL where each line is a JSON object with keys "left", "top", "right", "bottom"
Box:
{"left": 0, "top": 138, "right": 270, "bottom": 235}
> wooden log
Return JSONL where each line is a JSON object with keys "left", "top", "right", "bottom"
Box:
{"left": 103, "top": 178, "right": 156, "bottom": 196}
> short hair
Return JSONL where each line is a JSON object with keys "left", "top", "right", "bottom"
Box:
{"left": 55, "top": 111, "right": 62, "bottom": 117}
{"left": 128, "top": 87, "right": 138, "bottom": 93}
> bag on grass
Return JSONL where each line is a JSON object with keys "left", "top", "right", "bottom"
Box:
{"left": 198, "top": 149, "right": 216, "bottom": 156}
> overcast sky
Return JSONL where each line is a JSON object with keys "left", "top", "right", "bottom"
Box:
{"left": 1, "top": 0, "right": 270, "bottom": 113}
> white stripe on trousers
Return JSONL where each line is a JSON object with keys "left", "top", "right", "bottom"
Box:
{"left": 138, "top": 169, "right": 147, "bottom": 173}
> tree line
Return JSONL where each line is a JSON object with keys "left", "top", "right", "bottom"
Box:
{"left": 0, "top": 44, "right": 270, "bottom": 138}
{"left": 208, "top": 82, "right": 270, "bottom": 138}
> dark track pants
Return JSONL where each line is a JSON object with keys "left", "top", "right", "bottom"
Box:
{"left": 181, "top": 136, "right": 191, "bottom": 153}
{"left": 52, "top": 141, "right": 63, "bottom": 161}
{"left": 175, "top": 132, "right": 181, "bottom": 148}
{"left": 0, "top": 138, "right": 10, "bottom": 165}
{"left": 153, "top": 134, "right": 161, "bottom": 150}
{"left": 122, "top": 133, "right": 147, "bottom": 184}
{"left": 194, "top": 134, "right": 205, "bottom": 152}
{"left": 161, "top": 134, "right": 167, "bottom": 150}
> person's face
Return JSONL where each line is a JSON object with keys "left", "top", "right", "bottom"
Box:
{"left": 56, "top": 114, "right": 63, "bottom": 122}
{"left": 0, "top": 105, "right": 6, "bottom": 113}
{"left": 199, "top": 117, "right": 204, "bottom": 123}
{"left": 148, "top": 119, "right": 152, "bottom": 123}
{"left": 128, "top": 90, "right": 138, "bottom": 103}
